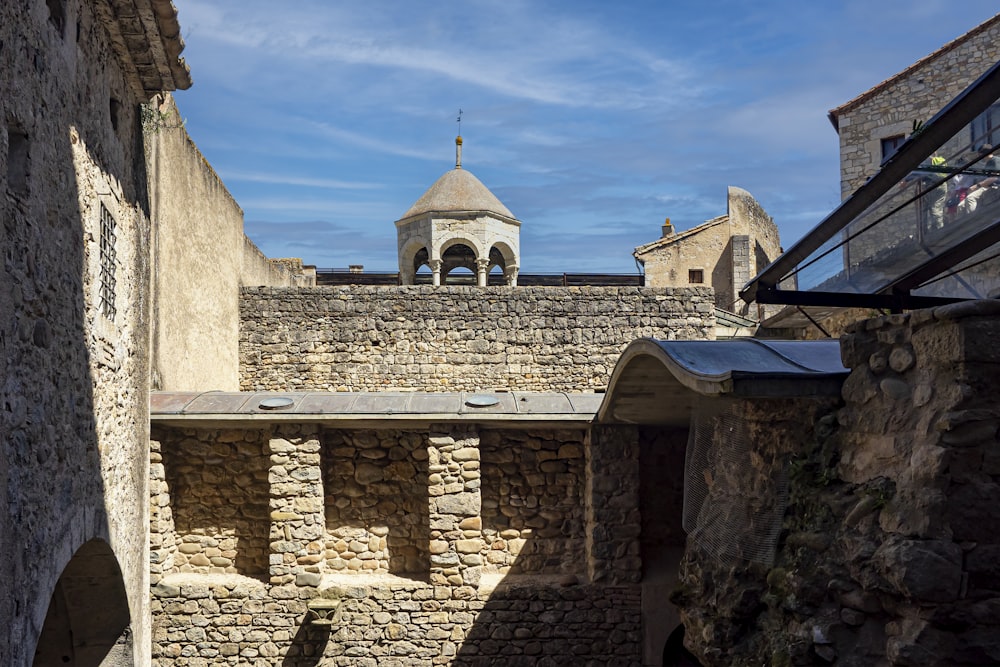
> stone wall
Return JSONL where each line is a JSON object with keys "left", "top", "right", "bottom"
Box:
{"left": 147, "top": 94, "right": 311, "bottom": 393}
{"left": 0, "top": 0, "right": 184, "bottom": 662}
{"left": 239, "top": 285, "right": 715, "bottom": 392}
{"left": 150, "top": 422, "right": 643, "bottom": 665}
{"left": 675, "top": 301, "right": 1000, "bottom": 667}
{"left": 833, "top": 17, "right": 1000, "bottom": 197}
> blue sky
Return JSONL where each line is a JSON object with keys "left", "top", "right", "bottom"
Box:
{"left": 173, "top": 1, "right": 1000, "bottom": 274}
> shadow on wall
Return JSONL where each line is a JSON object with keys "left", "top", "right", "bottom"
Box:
{"left": 451, "top": 425, "right": 696, "bottom": 666}
{"left": 323, "top": 429, "right": 431, "bottom": 579}
{"left": 33, "top": 539, "right": 133, "bottom": 666}
{"left": 160, "top": 431, "right": 272, "bottom": 580}
{"left": 479, "top": 429, "right": 586, "bottom": 576}
{"left": 4, "top": 63, "right": 146, "bottom": 663}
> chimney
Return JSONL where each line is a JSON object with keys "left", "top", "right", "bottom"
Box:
{"left": 661, "top": 217, "right": 674, "bottom": 237}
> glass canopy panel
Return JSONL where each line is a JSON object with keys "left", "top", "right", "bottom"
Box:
{"left": 779, "top": 98, "right": 1000, "bottom": 300}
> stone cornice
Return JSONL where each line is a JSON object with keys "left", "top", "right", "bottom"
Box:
{"left": 95, "top": 0, "right": 192, "bottom": 99}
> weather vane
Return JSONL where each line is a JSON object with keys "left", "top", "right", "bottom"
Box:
{"left": 457, "top": 108, "right": 463, "bottom": 135}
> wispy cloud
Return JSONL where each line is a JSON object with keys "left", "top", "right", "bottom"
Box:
{"left": 220, "top": 170, "right": 383, "bottom": 190}
{"left": 173, "top": 0, "right": 1000, "bottom": 272}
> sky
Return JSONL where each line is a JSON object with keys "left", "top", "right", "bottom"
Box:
{"left": 172, "top": 1, "right": 1000, "bottom": 274}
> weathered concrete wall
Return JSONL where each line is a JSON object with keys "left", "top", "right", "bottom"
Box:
{"left": 636, "top": 187, "right": 780, "bottom": 316}
{"left": 147, "top": 94, "right": 310, "bottom": 393}
{"left": 1, "top": 0, "right": 167, "bottom": 663}
{"left": 833, "top": 18, "right": 1000, "bottom": 197}
{"left": 150, "top": 423, "right": 643, "bottom": 665}
{"left": 676, "top": 302, "right": 1000, "bottom": 667}
{"left": 239, "top": 285, "right": 716, "bottom": 392}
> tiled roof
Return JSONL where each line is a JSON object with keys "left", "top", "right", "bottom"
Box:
{"left": 397, "top": 168, "right": 517, "bottom": 223}
{"left": 829, "top": 13, "right": 1000, "bottom": 124}
{"left": 97, "top": 0, "right": 192, "bottom": 97}
{"left": 633, "top": 215, "right": 728, "bottom": 258}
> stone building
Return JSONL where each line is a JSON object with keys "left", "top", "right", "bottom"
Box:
{"left": 633, "top": 187, "right": 781, "bottom": 318}
{"left": 829, "top": 12, "right": 1000, "bottom": 198}
{"left": 1, "top": 1, "right": 190, "bottom": 664}
{"left": 1, "top": 3, "right": 309, "bottom": 665}
{"left": 396, "top": 137, "right": 521, "bottom": 287}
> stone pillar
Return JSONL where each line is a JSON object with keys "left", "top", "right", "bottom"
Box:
{"left": 427, "top": 427, "right": 483, "bottom": 591}
{"left": 429, "top": 259, "right": 442, "bottom": 287}
{"left": 585, "top": 425, "right": 641, "bottom": 584}
{"left": 268, "top": 425, "right": 326, "bottom": 589}
{"left": 476, "top": 259, "right": 489, "bottom": 287}
{"left": 506, "top": 266, "right": 519, "bottom": 287}
{"left": 149, "top": 436, "right": 176, "bottom": 587}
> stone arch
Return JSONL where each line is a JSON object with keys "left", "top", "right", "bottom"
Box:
{"left": 488, "top": 241, "right": 518, "bottom": 285}
{"left": 34, "top": 538, "right": 133, "bottom": 666}
{"left": 437, "top": 235, "right": 485, "bottom": 262}
{"left": 440, "top": 242, "right": 479, "bottom": 284}
{"left": 399, "top": 240, "right": 429, "bottom": 285}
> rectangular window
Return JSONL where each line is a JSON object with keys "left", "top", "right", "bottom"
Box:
{"left": 99, "top": 204, "right": 117, "bottom": 320}
{"left": 880, "top": 135, "right": 906, "bottom": 164}
{"left": 688, "top": 269, "right": 704, "bottom": 284}
{"left": 46, "top": 0, "right": 66, "bottom": 35}
{"left": 6, "top": 127, "right": 29, "bottom": 195}
{"left": 971, "top": 102, "right": 1000, "bottom": 150}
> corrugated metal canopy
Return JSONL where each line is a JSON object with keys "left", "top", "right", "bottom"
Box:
{"left": 597, "top": 338, "right": 847, "bottom": 426}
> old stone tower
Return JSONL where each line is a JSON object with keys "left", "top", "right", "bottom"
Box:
{"left": 395, "top": 136, "right": 521, "bottom": 286}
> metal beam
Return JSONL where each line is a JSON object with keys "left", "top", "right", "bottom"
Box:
{"left": 742, "top": 59, "right": 1000, "bottom": 304}
{"left": 886, "top": 215, "right": 1000, "bottom": 294}
{"left": 753, "top": 287, "right": 963, "bottom": 311}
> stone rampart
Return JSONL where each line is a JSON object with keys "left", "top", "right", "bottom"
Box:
{"left": 239, "top": 286, "right": 715, "bottom": 392}
{"left": 150, "top": 423, "right": 643, "bottom": 665}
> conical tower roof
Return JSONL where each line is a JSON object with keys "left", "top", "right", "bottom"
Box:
{"left": 397, "top": 136, "right": 517, "bottom": 222}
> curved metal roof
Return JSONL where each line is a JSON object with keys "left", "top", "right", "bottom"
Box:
{"left": 597, "top": 338, "right": 847, "bottom": 426}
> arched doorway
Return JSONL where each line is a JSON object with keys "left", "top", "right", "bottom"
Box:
{"left": 34, "top": 539, "right": 133, "bottom": 666}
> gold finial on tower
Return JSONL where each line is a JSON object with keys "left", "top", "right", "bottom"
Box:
{"left": 456, "top": 109, "right": 464, "bottom": 169}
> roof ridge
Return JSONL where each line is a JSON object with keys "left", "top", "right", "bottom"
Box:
{"left": 829, "top": 12, "right": 1000, "bottom": 121}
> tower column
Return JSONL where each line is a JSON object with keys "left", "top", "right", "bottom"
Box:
{"left": 430, "top": 259, "right": 442, "bottom": 286}
{"left": 476, "top": 259, "right": 489, "bottom": 287}
{"left": 505, "top": 266, "right": 519, "bottom": 287}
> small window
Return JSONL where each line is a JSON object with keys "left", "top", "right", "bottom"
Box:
{"left": 7, "top": 128, "right": 29, "bottom": 195}
{"left": 880, "top": 135, "right": 906, "bottom": 164}
{"left": 99, "top": 204, "right": 117, "bottom": 320}
{"left": 109, "top": 98, "right": 122, "bottom": 133}
{"left": 46, "top": 0, "right": 66, "bottom": 36}
{"left": 688, "top": 269, "right": 704, "bottom": 284}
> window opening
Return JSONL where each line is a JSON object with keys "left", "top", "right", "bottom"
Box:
{"left": 6, "top": 128, "right": 29, "bottom": 195}
{"left": 688, "top": 269, "right": 704, "bottom": 284}
{"left": 99, "top": 204, "right": 117, "bottom": 320}
{"left": 110, "top": 98, "right": 122, "bottom": 133}
{"left": 880, "top": 135, "right": 906, "bottom": 164}
{"left": 46, "top": 0, "right": 66, "bottom": 35}
{"left": 971, "top": 102, "right": 1000, "bottom": 149}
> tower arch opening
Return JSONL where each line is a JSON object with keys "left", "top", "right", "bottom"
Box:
{"left": 440, "top": 242, "right": 479, "bottom": 285}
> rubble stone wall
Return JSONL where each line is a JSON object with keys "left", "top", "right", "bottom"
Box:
{"left": 150, "top": 423, "right": 642, "bottom": 666}
{"left": 675, "top": 301, "right": 1000, "bottom": 667}
{"left": 2, "top": 1, "right": 160, "bottom": 662}
{"left": 239, "top": 286, "right": 715, "bottom": 392}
